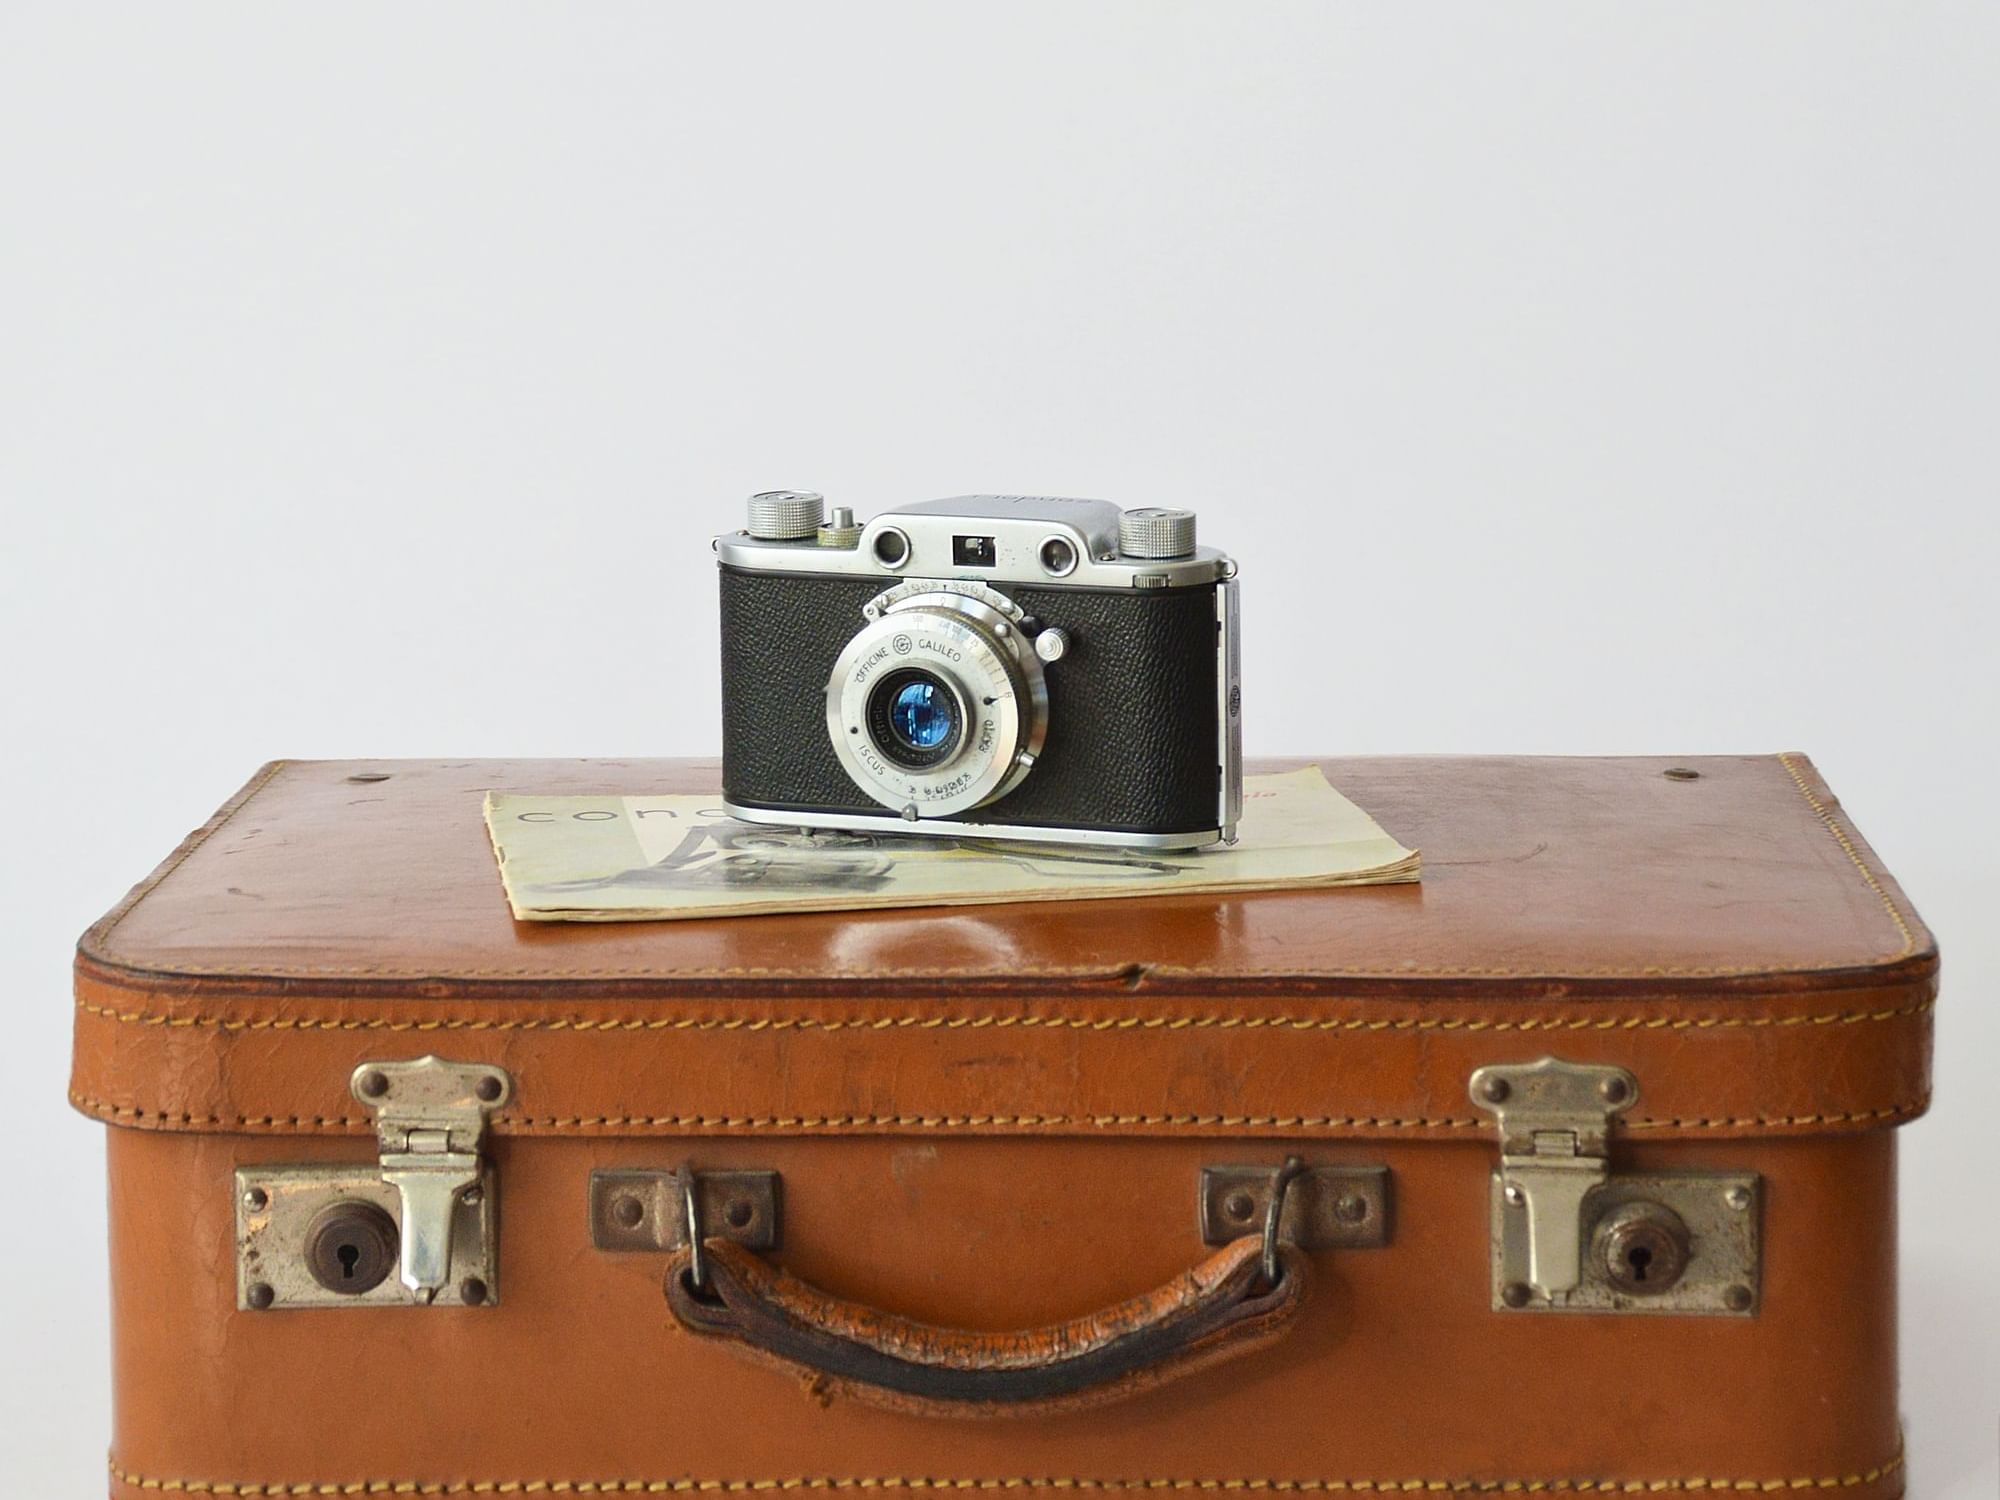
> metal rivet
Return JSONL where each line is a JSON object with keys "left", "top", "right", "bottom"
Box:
{"left": 460, "top": 1186, "right": 483, "bottom": 1208}
{"left": 1501, "top": 1282, "right": 1533, "bottom": 1308}
{"left": 1599, "top": 1076, "right": 1631, "bottom": 1105}
{"left": 724, "top": 1198, "right": 754, "bottom": 1230}
{"left": 246, "top": 1282, "right": 276, "bottom": 1310}
{"left": 1724, "top": 1185, "right": 1753, "bottom": 1211}
{"left": 1723, "top": 1284, "right": 1755, "bottom": 1312}
{"left": 612, "top": 1195, "right": 645, "bottom": 1229}
{"left": 1225, "top": 1191, "right": 1256, "bottom": 1222}
{"left": 1504, "top": 1183, "right": 1526, "bottom": 1207}
{"left": 1663, "top": 767, "right": 1700, "bottom": 781}
{"left": 346, "top": 772, "right": 392, "bottom": 783}
{"left": 1334, "top": 1193, "right": 1368, "bottom": 1225}
{"left": 459, "top": 1277, "right": 488, "bottom": 1306}
{"left": 1478, "top": 1077, "right": 1510, "bottom": 1104}
{"left": 475, "top": 1075, "right": 503, "bottom": 1103}
{"left": 356, "top": 1070, "right": 390, "bottom": 1099}
{"left": 243, "top": 1187, "right": 269, "bottom": 1212}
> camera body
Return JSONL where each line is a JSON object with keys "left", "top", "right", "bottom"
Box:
{"left": 716, "top": 493, "right": 1242, "bottom": 848}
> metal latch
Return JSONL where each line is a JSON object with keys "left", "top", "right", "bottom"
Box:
{"left": 1469, "top": 1055, "right": 1761, "bottom": 1316}
{"left": 234, "top": 1055, "right": 510, "bottom": 1311}
{"left": 1469, "top": 1055, "right": 1634, "bottom": 1303}
{"left": 352, "top": 1056, "right": 510, "bottom": 1302}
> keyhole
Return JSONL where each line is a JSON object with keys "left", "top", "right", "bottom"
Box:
{"left": 337, "top": 1243, "right": 361, "bottom": 1280}
{"left": 1626, "top": 1245, "right": 1653, "bottom": 1283}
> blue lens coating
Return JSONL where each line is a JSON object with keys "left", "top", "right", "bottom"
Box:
{"left": 889, "top": 679, "right": 954, "bottom": 750}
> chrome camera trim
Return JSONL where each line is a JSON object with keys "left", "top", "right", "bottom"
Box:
{"left": 717, "top": 495, "right": 1229, "bottom": 591}
{"left": 718, "top": 493, "right": 1242, "bottom": 848}
{"left": 825, "top": 584, "right": 1049, "bottom": 820}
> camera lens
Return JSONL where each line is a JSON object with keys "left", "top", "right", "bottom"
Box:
{"left": 890, "top": 678, "right": 952, "bottom": 750}
{"left": 825, "top": 587, "right": 1048, "bottom": 819}
{"left": 867, "top": 669, "right": 962, "bottom": 768}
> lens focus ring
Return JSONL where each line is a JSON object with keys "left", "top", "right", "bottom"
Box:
{"left": 824, "top": 589, "right": 1048, "bottom": 819}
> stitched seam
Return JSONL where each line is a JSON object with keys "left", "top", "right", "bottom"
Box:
{"left": 85, "top": 756, "right": 1927, "bottom": 981}
{"left": 72, "top": 996, "right": 1936, "bottom": 1039}
{"left": 104, "top": 1450, "right": 1906, "bottom": 1495}
{"left": 71, "top": 1091, "right": 1928, "bottom": 1135}
{"left": 1776, "top": 754, "right": 1915, "bottom": 962}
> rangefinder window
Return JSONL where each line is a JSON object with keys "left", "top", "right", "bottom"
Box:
{"left": 952, "top": 534, "right": 997, "bottom": 567}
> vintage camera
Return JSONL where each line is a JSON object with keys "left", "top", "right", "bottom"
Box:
{"left": 715, "top": 492, "right": 1241, "bottom": 848}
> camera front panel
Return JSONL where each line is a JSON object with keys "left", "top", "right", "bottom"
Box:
{"left": 719, "top": 565, "right": 1222, "bottom": 836}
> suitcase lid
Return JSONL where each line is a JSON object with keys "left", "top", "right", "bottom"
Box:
{"left": 70, "top": 755, "right": 1935, "bottom": 1144}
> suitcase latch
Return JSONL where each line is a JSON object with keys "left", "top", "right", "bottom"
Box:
{"left": 1470, "top": 1056, "right": 1761, "bottom": 1316}
{"left": 353, "top": 1057, "right": 511, "bottom": 1302}
{"left": 232, "top": 1055, "right": 510, "bottom": 1312}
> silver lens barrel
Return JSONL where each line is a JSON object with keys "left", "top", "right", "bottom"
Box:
{"left": 824, "top": 586, "right": 1048, "bottom": 819}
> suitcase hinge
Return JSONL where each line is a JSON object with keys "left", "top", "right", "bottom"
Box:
{"left": 1469, "top": 1056, "right": 1761, "bottom": 1316}
{"left": 352, "top": 1057, "right": 511, "bottom": 1303}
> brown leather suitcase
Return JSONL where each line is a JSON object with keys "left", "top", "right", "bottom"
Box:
{"left": 70, "top": 754, "right": 1935, "bottom": 1499}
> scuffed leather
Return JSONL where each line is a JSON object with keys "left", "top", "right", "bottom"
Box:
{"left": 74, "top": 753, "right": 1929, "bottom": 1493}
{"left": 663, "top": 1235, "right": 1307, "bottom": 1417}
{"left": 99, "top": 1129, "right": 1907, "bottom": 1497}
{"left": 69, "top": 754, "right": 1935, "bottom": 1141}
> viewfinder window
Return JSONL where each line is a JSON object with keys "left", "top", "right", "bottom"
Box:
{"left": 952, "top": 535, "right": 997, "bottom": 567}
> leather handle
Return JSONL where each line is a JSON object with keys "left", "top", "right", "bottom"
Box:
{"left": 664, "top": 1235, "right": 1308, "bottom": 1418}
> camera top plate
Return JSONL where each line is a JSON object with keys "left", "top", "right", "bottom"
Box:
{"left": 716, "top": 495, "right": 1233, "bottom": 592}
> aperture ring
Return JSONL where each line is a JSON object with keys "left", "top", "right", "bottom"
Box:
{"left": 824, "top": 590, "right": 1048, "bottom": 819}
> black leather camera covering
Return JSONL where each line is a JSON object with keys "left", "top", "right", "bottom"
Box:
{"left": 718, "top": 566, "right": 1223, "bottom": 834}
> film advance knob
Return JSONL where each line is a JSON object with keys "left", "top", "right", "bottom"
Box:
{"left": 1117, "top": 507, "right": 1198, "bottom": 560}
{"left": 746, "top": 490, "right": 826, "bottom": 541}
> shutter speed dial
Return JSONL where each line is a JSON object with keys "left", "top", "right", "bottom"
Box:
{"left": 1117, "top": 507, "right": 1198, "bottom": 560}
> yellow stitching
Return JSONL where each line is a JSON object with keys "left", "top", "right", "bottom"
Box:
{"left": 103, "top": 1450, "right": 1906, "bottom": 1496}
{"left": 74, "top": 1097, "right": 365, "bottom": 1129}
{"left": 1625, "top": 1104, "right": 1921, "bottom": 1130}
{"left": 71, "top": 996, "right": 1936, "bottom": 1039}
{"left": 80, "top": 755, "right": 1929, "bottom": 981}
{"left": 70, "top": 1091, "right": 1927, "bottom": 1136}
{"left": 1776, "top": 753, "right": 1916, "bottom": 961}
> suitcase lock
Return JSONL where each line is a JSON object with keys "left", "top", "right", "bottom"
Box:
{"left": 1470, "top": 1056, "right": 1761, "bottom": 1317}
{"left": 234, "top": 1055, "right": 510, "bottom": 1311}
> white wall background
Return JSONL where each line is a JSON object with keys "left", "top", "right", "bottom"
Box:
{"left": 3, "top": 3, "right": 1995, "bottom": 1494}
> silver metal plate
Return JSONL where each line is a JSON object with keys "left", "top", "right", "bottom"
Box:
{"left": 722, "top": 800, "right": 1227, "bottom": 850}
{"left": 235, "top": 1165, "right": 498, "bottom": 1310}
{"left": 1199, "top": 1165, "right": 1393, "bottom": 1250}
{"left": 1489, "top": 1171, "right": 1761, "bottom": 1315}
{"left": 589, "top": 1169, "right": 782, "bottom": 1253}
